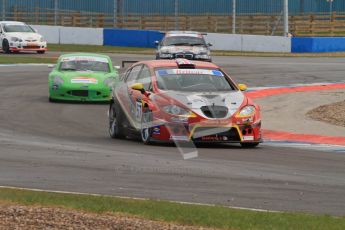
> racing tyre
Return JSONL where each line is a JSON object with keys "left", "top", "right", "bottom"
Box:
{"left": 240, "top": 142, "right": 259, "bottom": 148}
{"left": 141, "top": 107, "right": 153, "bottom": 145}
{"left": 49, "top": 97, "right": 57, "bottom": 103}
{"left": 37, "top": 50, "right": 45, "bottom": 54}
{"left": 2, "top": 40, "right": 10, "bottom": 54}
{"left": 109, "top": 100, "right": 125, "bottom": 139}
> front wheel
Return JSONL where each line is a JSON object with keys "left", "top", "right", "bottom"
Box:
{"left": 141, "top": 108, "right": 153, "bottom": 145}
{"left": 240, "top": 142, "right": 259, "bottom": 148}
{"left": 37, "top": 50, "right": 46, "bottom": 54}
{"left": 109, "top": 101, "right": 125, "bottom": 139}
{"left": 2, "top": 40, "right": 10, "bottom": 54}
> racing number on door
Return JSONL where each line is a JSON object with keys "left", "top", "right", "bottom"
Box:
{"left": 136, "top": 101, "right": 142, "bottom": 121}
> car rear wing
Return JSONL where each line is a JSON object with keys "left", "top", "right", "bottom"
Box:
{"left": 160, "top": 31, "right": 207, "bottom": 36}
{"left": 121, "top": 60, "right": 138, "bottom": 68}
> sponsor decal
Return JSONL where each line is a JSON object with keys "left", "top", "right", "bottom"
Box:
{"left": 135, "top": 101, "right": 142, "bottom": 121}
{"left": 27, "top": 42, "right": 38, "bottom": 46}
{"left": 170, "top": 136, "right": 189, "bottom": 141}
{"left": 157, "top": 69, "right": 223, "bottom": 76}
{"left": 62, "top": 56, "right": 109, "bottom": 63}
{"left": 152, "top": 126, "right": 161, "bottom": 135}
{"left": 243, "top": 136, "right": 254, "bottom": 141}
{"left": 71, "top": 77, "right": 98, "bottom": 84}
{"left": 201, "top": 136, "right": 228, "bottom": 141}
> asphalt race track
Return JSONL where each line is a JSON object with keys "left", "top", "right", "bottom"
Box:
{"left": 1, "top": 54, "right": 345, "bottom": 215}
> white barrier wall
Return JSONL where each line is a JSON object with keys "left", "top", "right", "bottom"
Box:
{"left": 206, "top": 33, "right": 291, "bottom": 53}
{"left": 59, "top": 27, "right": 103, "bottom": 45}
{"left": 31, "top": 25, "right": 61, "bottom": 44}
{"left": 31, "top": 25, "right": 103, "bottom": 46}
{"left": 31, "top": 25, "right": 291, "bottom": 53}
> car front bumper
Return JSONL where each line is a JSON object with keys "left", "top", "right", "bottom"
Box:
{"left": 49, "top": 84, "right": 112, "bottom": 102}
{"left": 149, "top": 121, "right": 262, "bottom": 143}
{"left": 9, "top": 41, "right": 47, "bottom": 52}
{"left": 157, "top": 53, "right": 211, "bottom": 62}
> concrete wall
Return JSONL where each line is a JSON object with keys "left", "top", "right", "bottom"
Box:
{"left": 34, "top": 25, "right": 345, "bottom": 53}
{"left": 31, "top": 25, "right": 61, "bottom": 44}
{"left": 59, "top": 27, "right": 103, "bottom": 45}
{"left": 31, "top": 25, "right": 103, "bottom": 45}
{"left": 102, "top": 29, "right": 291, "bottom": 52}
{"left": 206, "top": 33, "right": 291, "bottom": 53}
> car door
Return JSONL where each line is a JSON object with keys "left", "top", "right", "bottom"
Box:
{"left": 0, "top": 24, "right": 4, "bottom": 48}
{"left": 125, "top": 64, "right": 144, "bottom": 123}
{"left": 135, "top": 65, "right": 153, "bottom": 116}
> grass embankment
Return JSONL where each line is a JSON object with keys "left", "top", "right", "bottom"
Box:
{"left": 0, "top": 187, "right": 344, "bottom": 230}
{"left": 48, "top": 44, "right": 154, "bottom": 54}
{"left": 0, "top": 56, "right": 57, "bottom": 64}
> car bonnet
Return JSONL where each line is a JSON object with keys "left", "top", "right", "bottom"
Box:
{"left": 156, "top": 90, "right": 245, "bottom": 119}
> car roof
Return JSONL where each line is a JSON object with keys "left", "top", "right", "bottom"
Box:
{"left": 165, "top": 31, "right": 204, "bottom": 37}
{"left": 135, "top": 59, "right": 219, "bottom": 69}
{"left": 0, "top": 21, "right": 26, "bottom": 25}
{"left": 58, "top": 53, "right": 111, "bottom": 59}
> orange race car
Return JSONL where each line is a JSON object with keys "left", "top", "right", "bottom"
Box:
{"left": 108, "top": 59, "right": 262, "bottom": 147}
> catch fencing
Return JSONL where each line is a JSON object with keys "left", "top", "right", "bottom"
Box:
{"left": 1, "top": 0, "right": 345, "bottom": 36}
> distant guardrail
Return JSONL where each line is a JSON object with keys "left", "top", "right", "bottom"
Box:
{"left": 8, "top": 6, "right": 345, "bottom": 37}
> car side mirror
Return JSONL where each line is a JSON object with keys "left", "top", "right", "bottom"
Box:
{"left": 48, "top": 64, "right": 55, "bottom": 68}
{"left": 207, "top": 42, "right": 213, "bottom": 47}
{"left": 130, "top": 83, "right": 145, "bottom": 94}
{"left": 238, "top": 84, "right": 247, "bottom": 91}
{"left": 154, "top": 40, "right": 159, "bottom": 46}
{"left": 34, "top": 29, "right": 38, "bottom": 33}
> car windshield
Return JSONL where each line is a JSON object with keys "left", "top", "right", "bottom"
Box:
{"left": 155, "top": 68, "right": 235, "bottom": 92}
{"left": 59, "top": 56, "right": 110, "bottom": 72}
{"left": 162, "top": 36, "right": 206, "bottom": 46}
{"left": 3, "top": 24, "right": 34, "bottom": 33}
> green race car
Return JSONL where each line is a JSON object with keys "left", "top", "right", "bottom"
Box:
{"left": 48, "top": 53, "right": 118, "bottom": 102}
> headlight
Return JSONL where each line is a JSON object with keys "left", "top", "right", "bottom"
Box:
{"left": 103, "top": 77, "right": 114, "bottom": 87}
{"left": 53, "top": 76, "right": 64, "bottom": 85}
{"left": 159, "top": 53, "right": 173, "bottom": 58}
{"left": 163, "top": 105, "right": 195, "bottom": 117}
{"left": 195, "top": 54, "right": 210, "bottom": 59}
{"left": 40, "top": 37, "right": 45, "bottom": 42}
{"left": 11, "top": 37, "right": 20, "bottom": 42}
{"left": 238, "top": 105, "right": 255, "bottom": 117}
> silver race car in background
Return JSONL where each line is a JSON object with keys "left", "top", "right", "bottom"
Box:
{"left": 155, "top": 31, "right": 212, "bottom": 62}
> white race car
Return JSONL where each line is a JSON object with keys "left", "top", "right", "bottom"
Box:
{"left": 0, "top": 21, "right": 47, "bottom": 54}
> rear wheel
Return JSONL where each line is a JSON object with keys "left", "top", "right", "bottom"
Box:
{"left": 109, "top": 100, "right": 125, "bottom": 139}
{"left": 141, "top": 107, "right": 153, "bottom": 145}
{"left": 240, "top": 142, "right": 259, "bottom": 148}
{"left": 2, "top": 40, "right": 10, "bottom": 54}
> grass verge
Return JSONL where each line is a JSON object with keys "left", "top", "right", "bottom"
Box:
{"left": 0, "top": 56, "right": 57, "bottom": 64}
{"left": 0, "top": 187, "right": 344, "bottom": 230}
{"left": 48, "top": 44, "right": 154, "bottom": 54}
